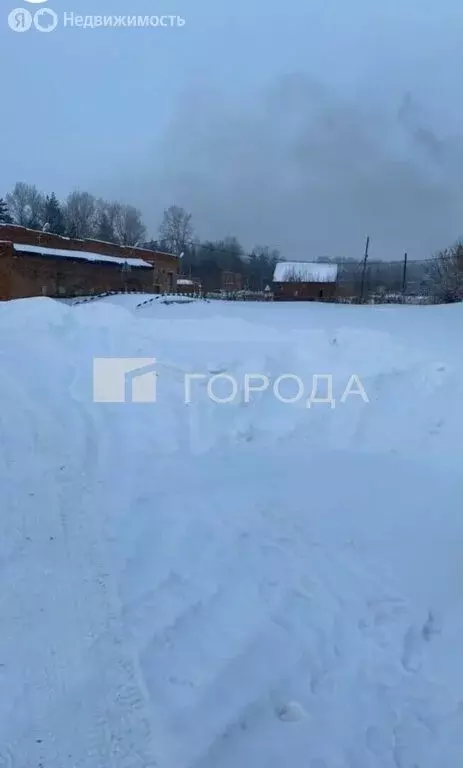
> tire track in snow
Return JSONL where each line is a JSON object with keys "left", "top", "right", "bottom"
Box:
{"left": 0, "top": 320, "right": 158, "bottom": 767}
{"left": 127, "top": 467, "right": 460, "bottom": 768}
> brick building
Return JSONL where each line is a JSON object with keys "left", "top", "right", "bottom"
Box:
{"left": 221, "top": 270, "right": 243, "bottom": 292}
{"left": 273, "top": 261, "right": 338, "bottom": 301}
{"left": 0, "top": 224, "right": 179, "bottom": 300}
{"left": 177, "top": 277, "right": 202, "bottom": 295}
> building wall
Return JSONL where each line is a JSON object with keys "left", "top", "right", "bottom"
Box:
{"left": 0, "top": 225, "right": 178, "bottom": 295}
{"left": 177, "top": 277, "right": 202, "bottom": 295}
{"left": 273, "top": 281, "right": 337, "bottom": 301}
{"left": 221, "top": 271, "right": 243, "bottom": 292}
{"left": 0, "top": 224, "right": 177, "bottom": 262}
{"left": 0, "top": 243, "right": 12, "bottom": 300}
{"left": 0, "top": 242, "right": 155, "bottom": 300}
{"left": 0, "top": 225, "right": 180, "bottom": 300}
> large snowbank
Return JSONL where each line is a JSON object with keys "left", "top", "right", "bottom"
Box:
{"left": 0, "top": 295, "right": 462, "bottom": 767}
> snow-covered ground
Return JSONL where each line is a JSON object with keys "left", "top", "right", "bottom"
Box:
{"left": 1, "top": 295, "right": 462, "bottom": 767}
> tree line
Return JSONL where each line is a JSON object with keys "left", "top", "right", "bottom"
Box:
{"left": 1, "top": 182, "right": 462, "bottom": 301}
{"left": 0, "top": 183, "right": 280, "bottom": 292}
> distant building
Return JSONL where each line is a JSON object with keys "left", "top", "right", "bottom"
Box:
{"left": 221, "top": 270, "right": 242, "bottom": 293}
{"left": 176, "top": 277, "right": 202, "bottom": 295}
{"left": 272, "top": 261, "right": 338, "bottom": 301}
{"left": 0, "top": 224, "right": 178, "bottom": 300}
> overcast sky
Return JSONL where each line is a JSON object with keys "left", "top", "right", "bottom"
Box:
{"left": 4, "top": 0, "right": 463, "bottom": 259}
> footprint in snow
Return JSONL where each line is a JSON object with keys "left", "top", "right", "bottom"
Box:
{"left": 402, "top": 611, "right": 440, "bottom": 672}
{"left": 276, "top": 701, "right": 307, "bottom": 722}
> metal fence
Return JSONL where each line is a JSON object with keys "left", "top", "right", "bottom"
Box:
{"left": 202, "top": 258, "right": 443, "bottom": 304}
{"left": 329, "top": 257, "right": 433, "bottom": 303}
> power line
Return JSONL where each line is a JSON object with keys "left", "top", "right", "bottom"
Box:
{"left": 178, "top": 239, "right": 435, "bottom": 265}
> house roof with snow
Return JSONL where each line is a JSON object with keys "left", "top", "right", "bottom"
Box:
{"left": 11, "top": 243, "right": 152, "bottom": 269}
{"left": 273, "top": 261, "right": 338, "bottom": 283}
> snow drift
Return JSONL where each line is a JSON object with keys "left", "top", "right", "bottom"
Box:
{"left": 0, "top": 295, "right": 462, "bottom": 768}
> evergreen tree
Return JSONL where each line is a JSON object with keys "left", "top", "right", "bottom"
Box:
{"left": 0, "top": 197, "right": 12, "bottom": 223}
{"left": 43, "top": 192, "right": 65, "bottom": 235}
{"left": 95, "top": 210, "right": 115, "bottom": 243}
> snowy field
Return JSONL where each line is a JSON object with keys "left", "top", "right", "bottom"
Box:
{"left": 0, "top": 295, "right": 462, "bottom": 768}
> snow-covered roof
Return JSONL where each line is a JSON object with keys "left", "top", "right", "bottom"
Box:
{"left": 273, "top": 261, "right": 338, "bottom": 283}
{"left": 0, "top": 225, "right": 176, "bottom": 256}
{"left": 90, "top": 239, "right": 176, "bottom": 258}
{"left": 177, "top": 278, "right": 195, "bottom": 286}
{"left": 12, "top": 243, "right": 151, "bottom": 268}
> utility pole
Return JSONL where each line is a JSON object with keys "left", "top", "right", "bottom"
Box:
{"left": 402, "top": 252, "right": 408, "bottom": 297}
{"left": 360, "top": 235, "right": 370, "bottom": 302}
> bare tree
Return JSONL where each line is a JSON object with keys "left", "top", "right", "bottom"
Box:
{"left": 6, "top": 182, "right": 45, "bottom": 228}
{"left": 426, "top": 243, "right": 463, "bottom": 303}
{"left": 111, "top": 203, "right": 146, "bottom": 246}
{"left": 64, "top": 191, "right": 97, "bottom": 239}
{"left": 158, "top": 205, "right": 193, "bottom": 254}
